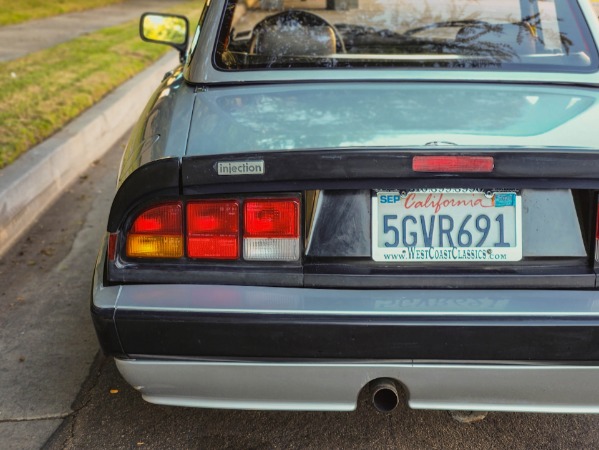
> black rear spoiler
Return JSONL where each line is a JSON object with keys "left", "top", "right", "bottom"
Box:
{"left": 108, "top": 148, "right": 599, "bottom": 232}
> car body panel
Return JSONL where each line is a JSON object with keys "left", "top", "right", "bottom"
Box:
{"left": 117, "top": 67, "right": 194, "bottom": 187}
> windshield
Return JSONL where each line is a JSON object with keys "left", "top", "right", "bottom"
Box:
{"left": 214, "top": 0, "right": 598, "bottom": 72}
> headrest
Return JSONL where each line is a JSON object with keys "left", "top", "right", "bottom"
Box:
{"left": 251, "top": 11, "right": 338, "bottom": 56}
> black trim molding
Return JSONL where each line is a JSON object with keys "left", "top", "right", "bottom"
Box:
{"left": 113, "top": 311, "right": 599, "bottom": 361}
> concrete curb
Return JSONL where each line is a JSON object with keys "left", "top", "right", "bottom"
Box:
{"left": 0, "top": 52, "right": 179, "bottom": 257}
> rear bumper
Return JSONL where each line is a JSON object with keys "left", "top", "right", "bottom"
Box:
{"left": 93, "top": 281, "right": 599, "bottom": 360}
{"left": 92, "top": 247, "right": 599, "bottom": 411}
{"left": 115, "top": 359, "right": 599, "bottom": 413}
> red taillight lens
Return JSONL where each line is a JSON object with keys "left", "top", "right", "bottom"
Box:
{"left": 108, "top": 233, "right": 118, "bottom": 261}
{"left": 187, "top": 200, "right": 239, "bottom": 259}
{"left": 130, "top": 203, "right": 182, "bottom": 234}
{"left": 413, "top": 156, "right": 494, "bottom": 173}
{"left": 126, "top": 202, "right": 183, "bottom": 258}
{"left": 244, "top": 199, "right": 299, "bottom": 238}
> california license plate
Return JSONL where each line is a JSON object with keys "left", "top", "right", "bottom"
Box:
{"left": 372, "top": 189, "right": 522, "bottom": 262}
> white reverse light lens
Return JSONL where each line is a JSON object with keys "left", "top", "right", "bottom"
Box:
{"left": 243, "top": 238, "right": 299, "bottom": 261}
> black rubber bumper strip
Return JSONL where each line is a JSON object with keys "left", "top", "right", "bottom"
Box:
{"left": 91, "top": 305, "right": 126, "bottom": 357}
{"left": 113, "top": 311, "right": 599, "bottom": 361}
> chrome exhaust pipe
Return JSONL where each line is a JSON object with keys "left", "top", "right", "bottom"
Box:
{"left": 370, "top": 378, "right": 399, "bottom": 413}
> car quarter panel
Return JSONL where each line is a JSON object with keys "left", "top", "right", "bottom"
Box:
{"left": 117, "top": 67, "right": 195, "bottom": 187}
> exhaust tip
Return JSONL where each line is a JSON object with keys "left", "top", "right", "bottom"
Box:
{"left": 370, "top": 378, "right": 399, "bottom": 413}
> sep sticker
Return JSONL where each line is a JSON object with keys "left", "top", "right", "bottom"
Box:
{"left": 494, "top": 193, "right": 516, "bottom": 207}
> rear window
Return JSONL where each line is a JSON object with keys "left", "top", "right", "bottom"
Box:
{"left": 215, "top": 0, "right": 598, "bottom": 72}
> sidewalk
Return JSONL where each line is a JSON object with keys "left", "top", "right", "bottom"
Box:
{"left": 0, "top": 3, "right": 183, "bottom": 446}
{"left": 0, "top": 0, "right": 183, "bottom": 62}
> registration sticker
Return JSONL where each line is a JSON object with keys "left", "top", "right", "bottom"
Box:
{"left": 371, "top": 189, "right": 522, "bottom": 263}
{"left": 494, "top": 193, "right": 515, "bottom": 207}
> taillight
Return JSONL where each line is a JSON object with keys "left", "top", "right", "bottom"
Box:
{"left": 243, "top": 198, "right": 300, "bottom": 261}
{"left": 126, "top": 203, "right": 183, "bottom": 258}
{"left": 413, "top": 156, "right": 494, "bottom": 173}
{"left": 187, "top": 200, "right": 239, "bottom": 259}
{"left": 122, "top": 197, "right": 300, "bottom": 261}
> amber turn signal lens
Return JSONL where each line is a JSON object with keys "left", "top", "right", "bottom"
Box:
{"left": 126, "top": 202, "right": 183, "bottom": 258}
{"left": 126, "top": 235, "right": 183, "bottom": 258}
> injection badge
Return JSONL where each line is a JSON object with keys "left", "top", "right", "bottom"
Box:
{"left": 217, "top": 160, "right": 264, "bottom": 175}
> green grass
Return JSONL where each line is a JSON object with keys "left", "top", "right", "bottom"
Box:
{"left": 0, "top": 0, "right": 128, "bottom": 26}
{"left": 0, "top": 1, "right": 203, "bottom": 169}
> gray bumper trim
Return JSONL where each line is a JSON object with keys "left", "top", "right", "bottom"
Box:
{"left": 115, "top": 359, "right": 599, "bottom": 413}
{"left": 98, "top": 283, "right": 599, "bottom": 317}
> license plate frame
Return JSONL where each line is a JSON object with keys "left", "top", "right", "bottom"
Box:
{"left": 371, "top": 189, "right": 522, "bottom": 263}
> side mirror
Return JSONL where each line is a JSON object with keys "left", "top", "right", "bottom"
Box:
{"left": 140, "top": 12, "right": 189, "bottom": 63}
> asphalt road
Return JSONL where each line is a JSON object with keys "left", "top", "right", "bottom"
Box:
{"left": 0, "top": 134, "right": 124, "bottom": 448}
{"left": 1, "top": 135, "right": 599, "bottom": 448}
